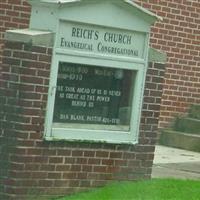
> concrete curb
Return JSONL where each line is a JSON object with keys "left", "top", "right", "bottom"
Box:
{"left": 152, "top": 145, "right": 200, "bottom": 180}
{"left": 159, "top": 130, "right": 200, "bottom": 152}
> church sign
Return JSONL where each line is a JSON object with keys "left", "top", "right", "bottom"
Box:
{"left": 53, "top": 62, "right": 136, "bottom": 132}
{"left": 36, "top": 0, "right": 161, "bottom": 144}
{"left": 58, "top": 21, "right": 146, "bottom": 59}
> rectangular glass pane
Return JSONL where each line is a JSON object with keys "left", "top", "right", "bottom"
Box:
{"left": 53, "top": 62, "right": 136, "bottom": 131}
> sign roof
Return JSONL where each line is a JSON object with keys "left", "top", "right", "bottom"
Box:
{"left": 28, "top": 0, "right": 162, "bottom": 22}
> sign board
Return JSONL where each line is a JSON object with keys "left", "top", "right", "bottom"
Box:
{"left": 57, "top": 21, "right": 146, "bottom": 59}
{"left": 53, "top": 62, "right": 136, "bottom": 131}
{"left": 38, "top": 0, "right": 160, "bottom": 144}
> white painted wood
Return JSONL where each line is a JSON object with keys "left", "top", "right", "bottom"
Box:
{"left": 37, "top": 0, "right": 159, "bottom": 144}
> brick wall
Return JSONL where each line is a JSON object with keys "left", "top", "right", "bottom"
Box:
{"left": 0, "top": 0, "right": 199, "bottom": 128}
{"left": 135, "top": 0, "right": 200, "bottom": 127}
{"left": 0, "top": 0, "right": 30, "bottom": 65}
{"left": 0, "top": 41, "right": 52, "bottom": 199}
{"left": 0, "top": 0, "right": 199, "bottom": 199}
{"left": 0, "top": 39, "right": 165, "bottom": 199}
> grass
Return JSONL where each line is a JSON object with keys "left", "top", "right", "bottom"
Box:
{"left": 56, "top": 179, "right": 200, "bottom": 200}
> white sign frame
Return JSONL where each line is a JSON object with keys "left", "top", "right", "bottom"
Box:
{"left": 44, "top": 21, "right": 149, "bottom": 144}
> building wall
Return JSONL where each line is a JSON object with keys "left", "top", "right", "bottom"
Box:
{"left": 136, "top": 0, "right": 200, "bottom": 127}
{"left": 0, "top": 0, "right": 30, "bottom": 65}
{"left": 0, "top": 38, "right": 164, "bottom": 199}
{"left": 0, "top": 41, "right": 53, "bottom": 199}
{"left": 0, "top": 1, "right": 199, "bottom": 199}
{"left": 0, "top": 0, "right": 200, "bottom": 128}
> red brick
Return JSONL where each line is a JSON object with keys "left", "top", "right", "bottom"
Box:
{"left": 38, "top": 54, "right": 52, "bottom": 62}
{"left": 88, "top": 158, "right": 101, "bottom": 165}
{"left": 12, "top": 17, "right": 29, "bottom": 24}
{"left": 10, "top": 155, "right": 33, "bottom": 163}
{"left": 2, "top": 57, "right": 20, "bottom": 65}
{"left": 30, "top": 46, "right": 48, "bottom": 54}
{"left": 72, "top": 150, "right": 83, "bottom": 157}
{"left": 54, "top": 180, "right": 68, "bottom": 187}
{"left": 24, "top": 163, "right": 40, "bottom": 171}
{"left": 77, "top": 172, "right": 87, "bottom": 179}
{"left": 68, "top": 180, "right": 79, "bottom": 187}
{"left": 79, "top": 180, "right": 91, "bottom": 187}
{"left": 13, "top": 5, "right": 31, "bottom": 12}
{"left": 57, "top": 149, "right": 71, "bottom": 156}
{"left": 48, "top": 172, "right": 62, "bottom": 179}
{"left": 95, "top": 151, "right": 109, "bottom": 158}
{"left": 26, "top": 148, "right": 42, "bottom": 155}
{"left": 63, "top": 172, "right": 77, "bottom": 179}
{"left": 32, "top": 172, "right": 47, "bottom": 179}
{"left": 56, "top": 165, "right": 71, "bottom": 171}
{"left": 102, "top": 159, "right": 114, "bottom": 166}
{"left": 38, "top": 180, "right": 53, "bottom": 187}
{"left": 93, "top": 166, "right": 107, "bottom": 173}
{"left": 65, "top": 157, "right": 75, "bottom": 164}
{"left": 10, "top": 171, "right": 31, "bottom": 179}
{"left": 76, "top": 158, "right": 88, "bottom": 165}
{"left": 10, "top": 163, "right": 24, "bottom": 170}
{"left": 42, "top": 149, "right": 56, "bottom": 156}
{"left": 40, "top": 164, "right": 55, "bottom": 171}
{"left": 82, "top": 165, "right": 93, "bottom": 172}
{"left": 84, "top": 151, "right": 95, "bottom": 157}
{"left": 20, "top": 75, "right": 43, "bottom": 85}
{"left": 70, "top": 165, "right": 81, "bottom": 172}
{"left": 37, "top": 70, "right": 50, "bottom": 78}
{"left": 49, "top": 157, "right": 63, "bottom": 164}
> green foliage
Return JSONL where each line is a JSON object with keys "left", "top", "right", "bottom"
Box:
{"left": 56, "top": 179, "right": 200, "bottom": 200}
{"left": 174, "top": 117, "right": 200, "bottom": 134}
{"left": 188, "top": 104, "right": 200, "bottom": 120}
{"left": 173, "top": 104, "right": 200, "bottom": 134}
